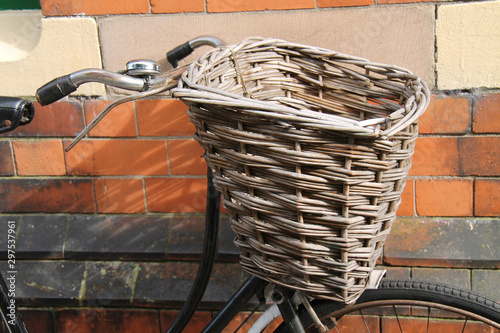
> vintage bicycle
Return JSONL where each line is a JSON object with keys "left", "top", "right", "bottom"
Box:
{"left": 1, "top": 36, "right": 500, "bottom": 333}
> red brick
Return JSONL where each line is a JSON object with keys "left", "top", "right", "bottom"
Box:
{"left": 473, "top": 93, "right": 500, "bottom": 133}
{"left": 332, "top": 315, "right": 379, "bottom": 332}
{"left": 145, "top": 178, "right": 207, "bottom": 213}
{"left": 0, "top": 179, "right": 95, "bottom": 213}
{"left": 65, "top": 139, "right": 168, "bottom": 176}
{"left": 95, "top": 178, "right": 146, "bottom": 213}
{"left": 222, "top": 312, "right": 280, "bottom": 333}
{"left": 84, "top": 100, "right": 137, "bottom": 137}
{"left": 20, "top": 310, "right": 56, "bottom": 333}
{"left": 41, "top": 0, "right": 149, "bottom": 16}
{"left": 396, "top": 179, "right": 414, "bottom": 216}
{"left": 410, "top": 137, "right": 460, "bottom": 176}
{"left": 379, "top": 0, "right": 437, "bottom": 3}
{"left": 416, "top": 179, "right": 473, "bottom": 217}
{"left": 207, "top": 0, "right": 315, "bottom": 13}
{"left": 4, "top": 101, "right": 84, "bottom": 137}
{"left": 168, "top": 139, "right": 206, "bottom": 175}
{"left": 382, "top": 317, "right": 468, "bottom": 331}
{"left": 317, "top": 0, "right": 373, "bottom": 7}
{"left": 475, "top": 179, "right": 500, "bottom": 217}
{"left": 419, "top": 95, "right": 470, "bottom": 134}
{"left": 56, "top": 309, "right": 160, "bottom": 333}
{"left": 136, "top": 100, "right": 195, "bottom": 136}
{"left": 160, "top": 311, "right": 211, "bottom": 332}
{"left": 459, "top": 137, "right": 500, "bottom": 176}
{"left": 151, "top": 0, "right": 205, "bottom": 13}
{"left": 0, "top": 141, "right": 14, "bottom": 176}
{"left": 13, "top": 140, "right": 66, "bottom": 176}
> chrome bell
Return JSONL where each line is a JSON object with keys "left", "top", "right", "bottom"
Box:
{"left": 125, "top": 59, "right": 161, "bottom": 77}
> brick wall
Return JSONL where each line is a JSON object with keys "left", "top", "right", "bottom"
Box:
{"left": 1, "top": 0, "right": 499, "bottom": 332}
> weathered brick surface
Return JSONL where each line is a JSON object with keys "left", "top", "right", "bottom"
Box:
{"left": 84, "top": 100, "right": 137, "bottom": 137}
{"left": 0, "top": 179, "right": 95, "bottom": 213}
{"left": 168, "top": 139, "right": 207, "bottom": 175}
{"left": 0, "top": 261, "right": 85, "bottom": 306}
{"left": 167, "top": 215, "right": 205, "bottom": 260}
{"left": 412, "top": 267, "right": 470, "bottom": 290}
{"left": 65, "top": 215, "right": 169, "bottom": 260}
{"left": 18, "top": 310, "right": 56, "bottom": 333}
{"left": 418, "top": 95, "right": 470, "bottom": 134}
{"left": 0, "top": 216, "right": 20, "bottom": 259}
{"left": 475, "top": 179, "right": 500, "bottom": 217}
{"left": 95, "top": 178, "right": 146, "bottom": 214}
{"left": 206, "top": 0, "right": 315, "bottom": 12}
{"left": 16, "top": 215, "right": 68, "bottom": 259}
{"left": 136, "top": 100, "right": 194, "bottom": 136}
{"left": 472, "top": 270, "right": 500, "bottom": 301}
{"left": 145, "top": 178, "right": 208, "bottom": 213}
{"left": 0, "top": 141, "right": 14, "bottom": 176}
{"left": 56, "top": 309, "right": 160, "bottom": 333}
{"left": 317, "top": 0, "right": 373, "bottom": 7}
{"left": 384, "top": 218, "right": 500, "bottom": 268}
{"left": 65, "top": 139, "right": 169, "bottom": 176}
{"left": 160, "top": 311, "right": 211, "bottom": 332}
{"left": 382, "top": 317, "right": 478, "bottom": 332}
{"left": 379, "top": 266, "right": 411, "bottom": 280}
{"left": 416, "top": 179, "right": 473, "bottom": 217}
{"left": 84, "top": 261, "right": 137, "bottom": 307}
{"left": 379, "top": 0, "right": 437, "bottom": 3}
{"left": 134, "top": 262, "right": 242, "bottom": 307}
{"left": 41, "top": 0, "right": 150, "bottom": 15}
{"left": 13, "top": 140, "right": 66, "bottom": 176}
{"left": 473, "top": 93, "right": 500, "bottom": 133}
{"left": 410, "top": 137, "right": 460, "bottom": 176}
{"left": 459, "top": 137, "right": 500, "bottom": 176}
{"left": 151, "top": 0, "right": 205, "bottom": 13}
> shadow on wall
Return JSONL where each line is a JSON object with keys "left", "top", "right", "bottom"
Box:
{"left": 0, "top": 96, "right": 209, "bottom": 215}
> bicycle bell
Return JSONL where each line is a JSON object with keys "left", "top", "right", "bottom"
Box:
{"left": 124, "top": 59, "right": 161, "bottom": 77}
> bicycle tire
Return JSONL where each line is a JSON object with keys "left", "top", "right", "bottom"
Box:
{"left": 272, "top": 279, "right": 500, "bottom": 332}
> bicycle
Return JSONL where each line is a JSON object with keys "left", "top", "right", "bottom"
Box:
{"left": 1, "top": 36, "right": 500, "bottom": 333}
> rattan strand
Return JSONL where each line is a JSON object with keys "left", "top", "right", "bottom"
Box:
{"left": 172, "top": 37, "right": 430, "bottom": 304}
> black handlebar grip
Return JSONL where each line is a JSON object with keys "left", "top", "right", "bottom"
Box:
{"left": 0, "top": 97, "right": 35, "bottom": 134}
{"left": 167, "top": 42, "right": 194, "bottom": 68}
{"left": 36, "top": 75, "right": 77, "bottom": 106}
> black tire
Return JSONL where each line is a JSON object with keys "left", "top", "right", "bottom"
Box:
{"left": 273, "top": 279, "right": 500, "bottom": 332}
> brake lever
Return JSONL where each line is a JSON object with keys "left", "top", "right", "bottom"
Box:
{"left": 65, "top": 78, "right": 177, "bottom": 151}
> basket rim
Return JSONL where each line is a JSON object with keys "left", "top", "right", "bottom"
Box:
{"left": 172, "top": 37, "right": 431, "bottom": 139}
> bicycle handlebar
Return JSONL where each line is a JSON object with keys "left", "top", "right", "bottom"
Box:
{"left": 167, "top": 35, "right": 226, "bottom": 68}
{"left": 36, "top": 36, "right": 226, "bottom": 106}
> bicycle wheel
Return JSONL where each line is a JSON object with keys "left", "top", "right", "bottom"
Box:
{"left": 272, "top": 279, "right": 500, "bottom": 332}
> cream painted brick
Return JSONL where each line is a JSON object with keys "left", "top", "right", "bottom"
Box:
{"left": 0, "top": 17, "right": 104, "bottom": 97}
{"left": 98, "top": 6, "right": 435, "bottom": 91}
{"left": 437, "top": 1, "right": 500, "bottom": 90}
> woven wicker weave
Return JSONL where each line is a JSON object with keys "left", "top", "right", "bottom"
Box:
{"left": 172, "top": 37, "right": 430, "bottom": 304}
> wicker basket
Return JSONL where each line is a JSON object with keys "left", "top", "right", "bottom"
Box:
{"left": 172, "top": 37, "right": 430, "bottom": 304}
